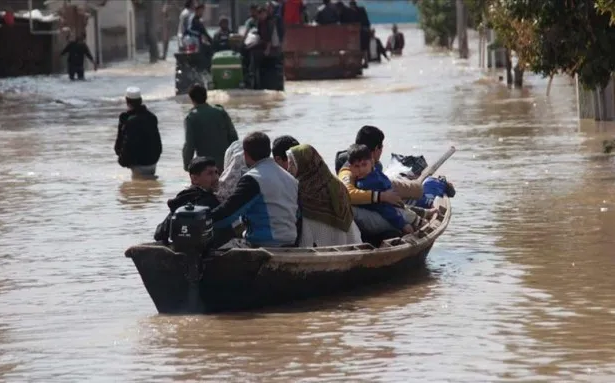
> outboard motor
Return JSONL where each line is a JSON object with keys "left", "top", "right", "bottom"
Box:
{"left": 169, "top": 203, "right": 214, "bottom": 254}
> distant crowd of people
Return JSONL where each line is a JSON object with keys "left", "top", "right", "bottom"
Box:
{"left": 55, "top": 0, "right": 406, "bottom": 82}
{"left": 113, "top": 83, "right": 437, "bottom": 250}
{"left": 177, "top": 0, "right": 286, "bottom": 87}
{"left": 176, "top": 0, "right": 406, "bottom": 72}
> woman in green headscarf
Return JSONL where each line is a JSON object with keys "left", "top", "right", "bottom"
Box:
{"left": 287, "top": 144, "right": 362, "bottom": 247}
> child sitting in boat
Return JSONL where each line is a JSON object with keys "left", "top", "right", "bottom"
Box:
{"left": 346, "top": 144, "right": 435, "bottom": 235}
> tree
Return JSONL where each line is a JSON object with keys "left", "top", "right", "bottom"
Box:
{"left": 413, "top": 0, "right": 485, "bottom": 54}
{"left": 412, "top": 0, "right": 457, "bottom": 49}
{"left": 486, "top": 1, "right": 538, "bottom": 87}
{"left": 143, "top": 0, "right": 160, "bottom": 64}
{"left": 132, "top": 0, "right": 160, "bottom": 63}
{"left": 465, "top": 0, "right": 490, "bottom": 30}
{"left": 415, "top": 0, "right": 615, "bottom": 89}
{"left": 595, "top": 0, "right": 615, "bottom": 24}
{"left": 456, "top": 0, "right": 469, "bottom": 58}
{"left": 486, "top": 0, "right": 615, "bottom": 90}
{"left": 464, "top": 0, "right": 492, "bottom": 67}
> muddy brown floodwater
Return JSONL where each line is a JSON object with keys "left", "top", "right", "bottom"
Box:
{"left": 1, "top": 25, "right": 615, "bottom": 382}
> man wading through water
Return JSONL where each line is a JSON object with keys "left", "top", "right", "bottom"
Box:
{"left": 115, "top": 87, "right": 163, "bottom": 179}
{"left": 60, "top": 33, "right": 97, "bottom": 81}
{"left": 183, "top": 84, "right": 238, "bottom": 173}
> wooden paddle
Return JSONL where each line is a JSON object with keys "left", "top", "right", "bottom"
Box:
{"left": 416, "top": 146, "right": 456, "bottom": 184}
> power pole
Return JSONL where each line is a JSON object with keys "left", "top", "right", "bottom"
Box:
{"left": 456, "top": 0, "right": 469, "bottom": 59}
{"left": 230, "top": 0, "right": 238, "bottom": 32}
{"left": 144, "top": 0, "right": 160, "bottom": 63}
{"left": 161, "top": 0, "right": 170, "bottom": 60}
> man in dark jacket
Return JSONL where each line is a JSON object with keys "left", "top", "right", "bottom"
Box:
{"left": 185, "top": 4, "right": 213, "bottom": 70}
{"left": 212, "top": 16, "right": 231, "bottom": 53}
{"left": 183, "top": 84, "right": 238, "bottom": 173}
{"left": 60, "top": 33, "right": 97, "bottom": 81}
{"left": 185, "top": 3, "right": 212, "bottom": 45}
{"left": 114, "top": 87, "right": 163, "bottom": 178}
{"left": 315, "top": 0, "right": 339, "bottom": 24}
{"left": 349, "top": 1, "right": 371, "bottom": 68}
{"left": 386, "top": 24, "right": 405, "bottom": 55}
{"left": 367, "top": 28, "right": 389, "bottom": 63}
{"left": 267, "top": 1, "right": 285, "bottom": 43}
{"left": 336, "top": 1, "right": 358, "bottom": 24}
{"left": 154, "top": 157, "right": 236, "bottom": 248}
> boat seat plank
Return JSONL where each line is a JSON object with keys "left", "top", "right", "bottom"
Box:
{"left": 403, "top": 237, "right": 419, "bottom": 246}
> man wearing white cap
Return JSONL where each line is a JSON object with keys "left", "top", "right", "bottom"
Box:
{"left": 114, "top": 87, "right": 163, "bottom": 178}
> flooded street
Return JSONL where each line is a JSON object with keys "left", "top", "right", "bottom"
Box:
{"left": 1, "top": 24, "right": 615, "bottom": 382}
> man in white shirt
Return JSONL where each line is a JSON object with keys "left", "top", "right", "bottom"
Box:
{"left": 177, "top": 0, "right": 195, "bottom": 50}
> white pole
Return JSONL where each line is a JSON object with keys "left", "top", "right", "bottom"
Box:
{"left": 126, "top": 0, "right": 131, "bottom": 59}
{"left": 575, "top": 74, "right": 581, "bottom": 120}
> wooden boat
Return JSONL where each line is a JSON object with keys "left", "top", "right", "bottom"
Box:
{"left": 125, "top": 196, "right": 452, "bottom": 314}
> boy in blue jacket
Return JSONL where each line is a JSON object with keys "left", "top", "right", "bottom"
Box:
{"left": 346, "top": 144, "right": 434, "bottom": 234}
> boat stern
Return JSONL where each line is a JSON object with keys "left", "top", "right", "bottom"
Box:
{"left": 125, "top": 243, "right": 205, "bottom": 314}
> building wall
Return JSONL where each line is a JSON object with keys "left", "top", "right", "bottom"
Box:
{"left": 0, "top": 0, "right": 47, "bottom": 12}
{"left": 0, "top": 17, "right": 64, "bottom": 77}
{"left": 134, "top": 3, "right": 158, "bottom": 51}
{"left": 97, "top": 0, "right": 133, "bottom": 62}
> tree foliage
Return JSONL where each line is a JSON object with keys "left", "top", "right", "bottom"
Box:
{"left": 412, "top": 0, "right": 615, "bottom": 88}
{"left": 595, "top": 0, "right": 615, "bottom": 24}
{"left": 464, "top": 0, "right": 490, "bottom": 30}
{"left": 412, "top": 0, "right": 457, "bottom": 48}
{"left": 471, "top": 0, "right": 615, "bottom": 89}
{"left": 486, "top": 1, "right": 536, "bottom": 69}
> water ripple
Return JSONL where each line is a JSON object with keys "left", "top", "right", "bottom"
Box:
{"left": 0, "top": 24, "right": 614, "bottom": 382}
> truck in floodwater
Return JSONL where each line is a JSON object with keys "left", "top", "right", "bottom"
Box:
{"left": 174, "top": 34, "right": 284, "bottom": 95}
{"left": 283, "top": 23, "right": 363, "bottom": 81}
{"left": 175, "top": 24, "right": 363, "bottom": 92}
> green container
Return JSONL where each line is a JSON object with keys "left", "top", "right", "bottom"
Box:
{"left": 210, "top": 50, "right": 244, "bottom": 90}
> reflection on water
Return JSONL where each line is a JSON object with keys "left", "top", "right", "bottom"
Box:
{"left": 0, "top": 25, "right": 614, "bottom": 381}
{"left": 118, "top": 180, "right": 165, "bottom": 210}
{"left": 137, "top": 270, "right": 436, "bottom": 382}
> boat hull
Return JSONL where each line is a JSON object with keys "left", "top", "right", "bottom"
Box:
{"left": 127, "top": 241, "right": 433, "bottom": 314}
{"left": 126, "top": 197, "right": 452, "bottom": 314}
